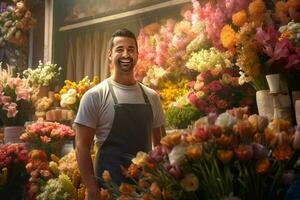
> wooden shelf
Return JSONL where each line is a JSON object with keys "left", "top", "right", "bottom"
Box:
{"left": 59, "top": 0, "right": 190, "bottom": 32}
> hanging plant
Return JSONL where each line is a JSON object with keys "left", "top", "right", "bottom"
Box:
{"left": 0, "top": 0, "right": 36, "bottom": 48}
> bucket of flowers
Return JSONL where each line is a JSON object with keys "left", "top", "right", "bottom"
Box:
{"left": 0, "top": 143, "right": 29, "bottom": 199}
{"left": 0, "top": 66, "right": 36, "bottom": 143}
{"left": 19, "top": 121, "right": 75, "bottom": 157}
{"left": 102, "top": 107, "right": 298, "bottom": 200}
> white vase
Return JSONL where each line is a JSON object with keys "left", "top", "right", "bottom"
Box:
{"left": 256, "top": 90, "right": 274, "bottom": 121}
{"left": 266, "top": 74, "right": 281, "bottom": 93}
{"left": 4, "top": 126, "right": 25, "bottom": 143}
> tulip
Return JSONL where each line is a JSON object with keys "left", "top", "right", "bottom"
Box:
{"left": 217, "top": 150, "right": 234, "bottom": 164}
{"left": 251, "top": 143, "right": 269, "bottom": 159}
{"left": 234, "top": 144, "right": 253, "bottom": 161}
{"left": 180, "top": 173, "right": 199, "bottom": 192}
{"left": 165, "top": 164, "right": 182, "bottom": 179}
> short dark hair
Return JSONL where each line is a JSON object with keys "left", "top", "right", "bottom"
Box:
{"left": 109, "top": 28, "right": 138, "bottom": 51}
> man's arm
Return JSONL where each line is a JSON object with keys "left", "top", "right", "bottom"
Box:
{"left": 75, "top": 123, "right": 100, "bottom": 199}
{"left": 152, "top": 125, "right": 166, "bottom": 147}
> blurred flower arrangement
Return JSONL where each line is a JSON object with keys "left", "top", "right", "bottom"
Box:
{"left": 0, "top": 0, "right": 36, "bottom": 47}
{"left": 103, "top": 107, "right": 298, "bottom": 199}
{"left": 55, "top": 76, "right": 99, "bottom": 114}
{"left": 0, "top": 65, "right": 35, "bottom": 126}
{"left": 20, "top": 121, "right": 75, "bottom": 144}
{"left": 20, "top": 121, "right": 75, "bottom": 156}
{"left": 23, "top": 61, "right": 62, "bottom": 90}
{"left": 187, "top": 67, "right": 255, "bottom": 116}
{"left": 0, "top": 143, "right": 29, "bottom": 198}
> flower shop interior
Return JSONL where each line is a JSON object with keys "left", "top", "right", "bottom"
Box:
{"left": 1, "top": 0, "right": 300, "bottom": 199}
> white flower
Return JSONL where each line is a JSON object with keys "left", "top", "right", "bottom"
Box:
{"left": 168, "top": 144, "right": 186, "bottom": 165}
{"left": 67, "top": 89, "right": 77, "bottom": 97}
{"left": 215, "top": 112, "right": 236, "bottom": 130}
{"left": 65, "top": 96, "right": 76, "bottom": 105}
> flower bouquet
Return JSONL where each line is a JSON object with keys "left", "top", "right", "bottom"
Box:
{"left": 0, "top": 66, "right": 35, "bottom": 126}
{"left": 55, "top": 76, "right": 99, "bottom": 114}
{"left": 20, "top": 121, "right": 75, "bottom": 157}
{"left": 103, "top": 107, "right": 297, "bottom": 200}
{"left": 23, "top": 61, "right": 62, "bottom": 90}
{"left": 0, "top": 143, "right": 29, "bottom": 199}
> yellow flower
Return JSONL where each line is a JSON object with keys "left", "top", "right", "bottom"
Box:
{"left": 160, "top": 132, "right": 182, "bottom": 148}
{"left": 232, "top": 10, "right": 247, "bottom": 27}
{"left": 221, "top": 25, "right": 237, "bottom": 50}
{"left": 131, "top": 151, "right": 148, "bottom": 167}
{"left": 180, "top": 173, "right": 199, "bottom": 192}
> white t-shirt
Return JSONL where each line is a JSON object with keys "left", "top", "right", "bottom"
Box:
{"left": 75, "top": 78, "right": 165, "bottom": 147}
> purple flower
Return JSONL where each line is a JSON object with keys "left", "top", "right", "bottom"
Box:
{"left": 251, "top": 143, "right": 268, "bottom": 160}
{"left": 282, "top": 170, "right": 295, "bottom": 186}
{"left": 147, "top": 145, "right": 167, "bottom": 164}
{"left": 165, "top": 163, "right": 182, "bottom": 179}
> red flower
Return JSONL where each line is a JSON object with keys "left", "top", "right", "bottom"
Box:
{"left": 208, "top": 80, "right": 222, "bottom": 92}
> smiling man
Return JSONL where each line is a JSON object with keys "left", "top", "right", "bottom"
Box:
{"left": 75, "top": 28, "right": 166, "bottom": 200}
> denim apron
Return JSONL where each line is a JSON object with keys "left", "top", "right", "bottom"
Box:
{"left": 95, "top": 80, "right": 153, "bottom": 187}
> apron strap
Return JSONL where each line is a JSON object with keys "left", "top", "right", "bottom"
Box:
{"left": 108, "top": 79, "right": 118, "bottom": 104}
{"left": 108, "top": 79, "right": 150, "bottom": 104}
{"left": 138, "top": 83, "right": 150, "bottom": 104}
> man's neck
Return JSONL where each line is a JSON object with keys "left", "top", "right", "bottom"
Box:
{"left": 112, "top": 73, "right": 136, "bottom": 86}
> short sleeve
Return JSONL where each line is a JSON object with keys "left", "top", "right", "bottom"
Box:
{"left": 152, "top": 94, "right": 165, "bottom": 128}
{"left": 74, "top": 91, "right": 99, "bottom": 129}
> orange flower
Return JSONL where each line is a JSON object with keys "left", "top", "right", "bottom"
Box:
{"left": 116, "top": 195, "right": 129, "bottom": 200}
{"left": 232, "top": 10, "right": 247, "bottom": 27}
{"left": 221, "top": 25, "right": 236, "bottom": 50}
{"left": 102, "top": 170, "right": 111, "bottom": 182}
{"left": 125, "top": 163, "right": 140, "bottom": 178}
{"left": 217, "top": 150, "right": 234, "bottom": 164}
{"left": 150, "top": 182, "right": 161, "bottom": 198}
{"left": 140, "top": 193, "right": 154, "bottom": 200}
{"left": 160, "top": 132, "right": 181, "bottom": 148}
{"left": 256, "top": 159, "right": 270, "bottom": 173}
{"left": 217, "top": 134, "right": 238, "bottom": 148}
{"left": 233, "top": 120, "right": 255, "bottom": 139}
{"left": 248, "top": 0, "right": 266, "bottom": 17}
{"left": 273, "top": 144, "right": 292, "bottom": 161}
{"left": 185, "top": 143, "right": 203, "bottom": 160}
{"left": 119, "top": 183, "right": 135, "bottom": 195}
{"left": 100, "top": 188, "right": 110, "bottom": 200}
{"left": 139, "top": 178, "right": 150, "bottom": 188}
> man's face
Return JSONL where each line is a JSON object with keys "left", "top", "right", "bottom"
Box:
{"left": 109, "top": 36, "right": 138, "bottom": 74}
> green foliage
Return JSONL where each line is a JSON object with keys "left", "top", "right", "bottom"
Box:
{"left": 166, "top": 104, "right": 202, "bottom": 129}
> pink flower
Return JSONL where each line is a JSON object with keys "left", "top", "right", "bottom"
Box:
{"left": 208, "top": 94, "right": 219, "bottom": 104}
{"left": 193, "top": 125, "right": 209, "bottom": 141}
{"left": 205, "top": 105, "right": 217, "bottom": 114}
{"left": 188, "top": 92, "right": 198, "bottom": 105}
{"left": 0, "top": 95, "right": 11, "bottom": 105}
{"left": 165, "top": 164, "right": 182, "bottom": 179}
{"left": 16, "top": 87, "right": 31, "bottom": 101}
{"left": 208, "top": 81, "right": 222, "bottom": 92}
{"left": 3, "top": 102, "right": 18, "bottom": 118}
{"left": 196, "top": 99, "right": 207, "bottom": 111}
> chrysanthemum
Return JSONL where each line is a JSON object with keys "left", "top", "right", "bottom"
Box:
{"left": 221, "top": 24, "right": 237, "bottom": 50}
{"left": 232, "top": 10, "right": 248, "bottom": 27}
